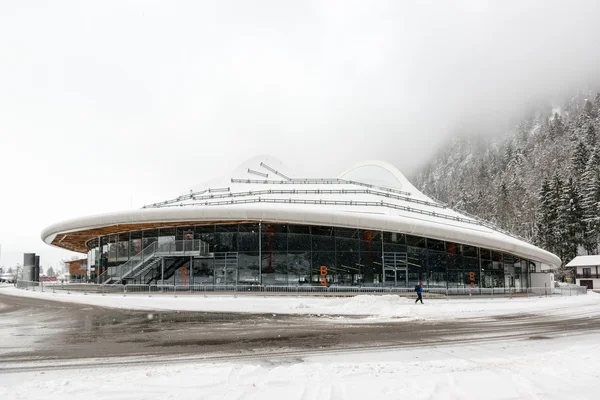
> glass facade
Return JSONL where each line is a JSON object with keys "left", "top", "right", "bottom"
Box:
{"left": 87, "top": 223, "right": 534, "bottom": 288}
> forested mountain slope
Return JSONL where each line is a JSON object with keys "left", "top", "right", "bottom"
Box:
{"left": 414, "top": 94, "right": 600, "bottom": 265}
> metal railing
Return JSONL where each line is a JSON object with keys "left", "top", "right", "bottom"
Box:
{"left": 145, "top": 188, "right": 448, "bottom": 211}
{"left": 142, "top": 177, "right": 412, "bottom": 208}
{"left": 145, "top": 197, "right": 482, "bottom": 227}
{"left": 15, "top": 280, "right": 588, "bottom": 298}
{"left": 114, "top": 241, "right": 159, "bottom": 281}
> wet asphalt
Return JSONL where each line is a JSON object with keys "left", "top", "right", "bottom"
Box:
{"left": 1, "top": 291, "right": 599, "bottom": 371}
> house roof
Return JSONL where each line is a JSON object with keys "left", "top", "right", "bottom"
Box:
{"left": 566, "top": 255, "right": 600, "bottom": 267}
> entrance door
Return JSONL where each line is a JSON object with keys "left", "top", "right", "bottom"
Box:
{"left": 214, "top": 252, "right": 238, "bottom": 285}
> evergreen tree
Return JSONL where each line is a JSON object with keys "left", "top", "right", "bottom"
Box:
{"left": 583, "top": 99, "right": 596, "bottom": 119}
{"left": 581, "top": 148, "right": 600, "bottom": 254}
{"left": 560, "top": 178, "right": 583, "bottom": 261}
{"left": 551, "top": 174, "right": 565, "bottom": 258}
{"left": 535, "top": 179, "right": 554, "bottom": 251}
{"left": 549, "top": 113, "right": 564, "bottom": 139}
{"left": 494, "top": 180, "right": 511, "bottom": 229}
{"left": 571, "top": 140, "right": 589, "bottom": 178}
{"left": 584, "top": 124, "right": 597, "bottom": 149}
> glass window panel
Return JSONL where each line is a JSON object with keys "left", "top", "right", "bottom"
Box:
{"left": 261, "top": 223, "right": 287, "bottom": 234}
{"left": 238, "top": 252, "right": 259, "bottom": 284}
{"left": 383, "top": 242, "right": 406, "bottom": 254}
{"left": 335, "top": 227, "right": 359, "bottom": 238}
{"left": 117, "top": 233, "right": 129, "bottom": 262}
{"left": 312, "top": 226, "right": 334, "bottom": 236}
{"left": 311, "top": 233, "right": 335, "bottom": 252}
{"left": 312, "top": 252, "right": 335, "bottom": 285}
{"left": 215, "top": 232, "right": 238, "bottom": 252}
{"left": 192, "top": 258, "right": 214, "bottom": 284}
{"left": 383, "top": 231, "right": 405, "bottom": 244}
{"left": 462, "top": 257, "right": 479, "bottom": 288}
{"left": 407, "top": 247, "right": 428, "bottom": 286}
{"left": 142, "top": 229, "right": 159, "bottom": 249}
{"left": 107, "top": 235, "right": 117, "bottom": 264}
{"left": 360, "top": 238, "right": 382, "bottom": 286}
{"left": 335, "top": 237, "right": 359, "bottom": 253}
{"left": 288, "top": 224, "right": 310, "bottom": 234}
{"left": 288, "top": 233, "right": 311, "bottom": 251}
{"left": 335, "top": 251, "right": 359, "bottom": 285}
{"left": 427, "top": 238, "right": 445, "bottom": 251}
{"left": 216, "top": 224, "right": 239, "bottom": 233}
{"left": 238, "top": 231, "right": 259, "bottom": 252}
{"left": 195, "top": 225, "right": 215, "bottom": 234}
{"left": 480, "top": 248, "right": 492, "bottom": 260}
{"left": 462, "top": 245, "right": 478, "bottom": 258}
{"left": 287, "top": 251, "right": 311, "bottom": 285}
{"left": 238, "top": 223, "right": 260, "bottom": 232}
{"left": 261, "top": 231, "right": 286, "bottom": 252}
{"left": 261, "top": 252, "right": 287, "bottom": 285}
{"left": 406, "top": 235, "right": 426, "bottom": 248}
{"left": 492, "top": 251, "right": 503, "bottom": 262}
{"left": 427, "top": 250, "right": 448, "bottom": 287}
{"left": 446, "top": 242, "right": 459, "bottom": 255}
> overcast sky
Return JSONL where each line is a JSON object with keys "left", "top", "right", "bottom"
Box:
{"left": 1, "top": 0, "right": 599, "bottom": 270}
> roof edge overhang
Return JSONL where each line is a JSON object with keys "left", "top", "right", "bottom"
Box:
{"left": 41, "top": 205, "right": 561, "bottom": 267}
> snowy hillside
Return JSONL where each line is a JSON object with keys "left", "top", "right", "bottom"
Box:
{"left": 414, "top": 94, "right": 600, "bottom": 267}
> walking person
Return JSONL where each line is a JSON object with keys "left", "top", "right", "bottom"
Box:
{"left": 415, "top": 281, "right": 424, "bottom": 304}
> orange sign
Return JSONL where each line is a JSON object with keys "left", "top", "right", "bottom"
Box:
{"left": 320, "top": 266, "right": 328, "bottom": 286}
{"left": 181, "top": 267, "right": 188, "bottom": 286}
{"left": 469, "top": 271, "right": 475, "bottom": 288}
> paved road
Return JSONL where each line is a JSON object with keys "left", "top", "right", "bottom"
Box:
{"left": 1, "top": 292, "right": 599, "bottom": 372}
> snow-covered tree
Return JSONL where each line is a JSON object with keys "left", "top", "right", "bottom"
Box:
{"left": 413, "top": 93, "right": 600, "bottom": 265}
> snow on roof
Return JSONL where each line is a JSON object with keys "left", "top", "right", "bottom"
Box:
{"left": 40, "top": 155, "right": 561, "bottom": 267}
{"left": 566, "top": 255, "right": 600, "bottom": 267}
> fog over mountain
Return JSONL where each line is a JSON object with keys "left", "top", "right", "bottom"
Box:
{"left": 0, "top": 1, "right": 600, "bottom": 268}
{"left": 414, "top": 93, "right": 600, "bottom": 271}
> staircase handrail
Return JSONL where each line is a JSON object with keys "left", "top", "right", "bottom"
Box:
{"left": 118, "top": 239, "right": 210, "bottom": 281}
{"left": 118, "top": 241, "right": 160, "bottom": 279}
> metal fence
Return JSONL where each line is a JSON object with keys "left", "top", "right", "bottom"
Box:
{"left": 14, "top": 280, "right": 587, "bottom": 298}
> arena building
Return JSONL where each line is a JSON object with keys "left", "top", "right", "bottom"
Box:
{"left": 41, "top": 156, "right": 560, "bottom": 289}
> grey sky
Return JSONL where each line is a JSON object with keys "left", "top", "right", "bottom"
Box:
{"left": 1, "top": 0, "right": 599, "bottom": 269}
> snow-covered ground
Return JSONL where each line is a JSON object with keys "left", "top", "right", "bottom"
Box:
{"left": 1, "top": 285, "right": 597, "bottom": 322}
{"left": 2, "top": 285, "right": 600, "bottom": 399}
{"left": 2, "top": 332, "right": 599, "bottom": 400}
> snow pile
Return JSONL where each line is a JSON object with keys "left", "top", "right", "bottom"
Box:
{"left": 2, "top": 285, "right": 598, "bottom": 322}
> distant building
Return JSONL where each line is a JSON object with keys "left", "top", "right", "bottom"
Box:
{"left": 566, "top": 255, "right": 600, "bottom": 289}
{"left": 65, "top": 258, "right": 88, "bottom": 282}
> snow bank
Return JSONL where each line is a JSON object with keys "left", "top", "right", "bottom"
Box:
{"left": 2, "top": 286, "right": 598, "bottom": 322}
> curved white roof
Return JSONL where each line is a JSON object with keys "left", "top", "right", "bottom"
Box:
{"left": 41, "top": 155, "right": 561, "bottom": 267}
